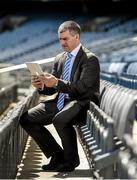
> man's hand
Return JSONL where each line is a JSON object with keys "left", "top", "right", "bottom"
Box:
{"left": 31, "top": 75, "right": 44, "bottom": 89}
{"left": 40, "top": 73, "right": 58, "bottom": 88}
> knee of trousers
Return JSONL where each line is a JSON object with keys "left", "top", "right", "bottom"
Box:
{"left": 20, "top": 113, "right": 42, "bottom": 133}
{"left": 52, "top": 115, "right": 66, "bottom": 129}
{"left": 19, "top": 112, "right": 29, "bottom": 127}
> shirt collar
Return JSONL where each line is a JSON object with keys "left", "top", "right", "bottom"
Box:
{"left": 70, "top": 43, "right": 81, "bottom": 57}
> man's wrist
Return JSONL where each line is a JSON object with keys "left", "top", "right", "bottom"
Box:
{"left": 38, "top": 87, "right": 44, "bottom": 91}
{"left": 38, "top": 84, "right": 45, "bottom": 91}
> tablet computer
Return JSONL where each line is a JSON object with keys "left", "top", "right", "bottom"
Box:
{"left": 26, "top": 62, "right": 44, "bottom": 76}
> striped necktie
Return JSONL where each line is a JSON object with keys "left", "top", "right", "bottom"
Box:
{"left": 57, "top": 53, "right": 73, "bottom": 110}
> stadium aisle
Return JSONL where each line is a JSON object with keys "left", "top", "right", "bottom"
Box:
{"left": 16, "top": 124, "right": 93, "bottom": 180}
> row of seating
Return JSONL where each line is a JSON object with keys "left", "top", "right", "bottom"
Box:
{"left": 101, "top": 71, "right": 137, "bottom": 89}
{"left": 101, "top": 61, "right": 137, "bottom": 75}
{"left": 100, "top": 80, "right": 137, "bottom": 139}
{"left": 77, "top": 80, "right": 137, "bottom": 178}
{"left": 99, "top": 16, "right": 129, "bottom": 32}
{"left": 118, "top": 134, "right": 137, "bottom": 179}
{"left": 0, "top": 89, "right": 39, "bottom": 179}
{"left": 100, "top": 62, "right": 128, "bottom": 75}
{"left": 77, "top": 103, "right": 115, "bottom": 178}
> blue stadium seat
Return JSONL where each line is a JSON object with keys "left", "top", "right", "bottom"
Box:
{"left": 126, "top": 62, "right": 137, "bottom": 74}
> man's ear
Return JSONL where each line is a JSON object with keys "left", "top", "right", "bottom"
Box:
{"left": 75, "top": 34, "right": 79, "bottom": 39}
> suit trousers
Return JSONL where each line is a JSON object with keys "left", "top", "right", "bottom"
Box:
{"left": 19, "top": 98, "right": 84, "bottom": 162}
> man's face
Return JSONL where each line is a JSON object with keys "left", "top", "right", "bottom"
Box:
{"left": 59, "top": 30, "right": 80, "bottom": 52}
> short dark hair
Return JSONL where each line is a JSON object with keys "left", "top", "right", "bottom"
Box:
{"left": 58, "top": 21, "right": 81, "bottom": 36}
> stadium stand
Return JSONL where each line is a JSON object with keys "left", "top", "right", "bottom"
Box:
{"left": 1, "top": 13, "right": 137, "bottom": 179}
{"left": 77, "top": 80, "right": 137, "bottom": 178}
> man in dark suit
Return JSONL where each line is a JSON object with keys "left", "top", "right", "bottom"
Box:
{"left": 20, "top": 20, "right": 100, "bottom": 172}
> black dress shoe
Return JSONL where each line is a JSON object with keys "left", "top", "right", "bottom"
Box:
{"left": 42, "top": 155, "right": 63, "bottom": 171}
{"left": 56, "top": 159, "right": 80, "bottom": 172}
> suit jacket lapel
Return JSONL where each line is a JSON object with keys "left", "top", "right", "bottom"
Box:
{"left": 70, "top": 46, "right": 83, "bottom": 81}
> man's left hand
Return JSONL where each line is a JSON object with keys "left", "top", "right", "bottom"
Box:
{"left": 40, "top": 73, "right": 58, "bottom": 87}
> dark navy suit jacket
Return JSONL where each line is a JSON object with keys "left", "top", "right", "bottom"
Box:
{"left": 39, "top": 46, "right": 100, "bottom": 107}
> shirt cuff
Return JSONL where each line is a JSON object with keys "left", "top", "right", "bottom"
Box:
{"left": 38, "top": 84, "right": 45, "bottom": 91}
{"left": 53, "top": 80, "right": 58, "bottom": 88}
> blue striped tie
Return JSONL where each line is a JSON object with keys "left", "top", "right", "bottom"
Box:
{"left": 57, "top": 53, "right": 73, "bottom": 110}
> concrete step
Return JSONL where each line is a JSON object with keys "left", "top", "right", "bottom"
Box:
{"left": 16, "top": 124, "right": 93, "bottom": 180}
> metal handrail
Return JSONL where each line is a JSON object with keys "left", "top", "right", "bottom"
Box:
{"left": 0, "top": 57, "right": 55, "bottom": 74}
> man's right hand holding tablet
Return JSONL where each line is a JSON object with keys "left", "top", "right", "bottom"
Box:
{"left": 31, "top": 75, "right": 44, "bottom": 89}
